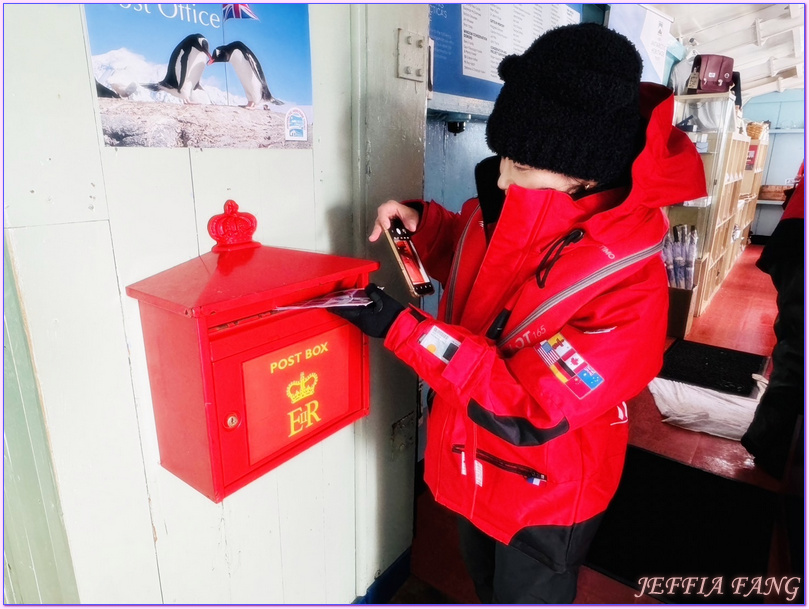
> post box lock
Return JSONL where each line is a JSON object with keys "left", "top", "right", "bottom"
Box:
{"left": 224, "top": 413, "right": 241, "bottom": 429}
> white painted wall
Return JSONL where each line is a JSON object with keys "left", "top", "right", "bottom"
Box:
{"left": 4, "top": 4, "right": 429, "bottom": 603}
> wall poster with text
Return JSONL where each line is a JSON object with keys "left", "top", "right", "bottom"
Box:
{"left": 84, "top": 3, "right": 313, "bottom": 149}
{"left": 430, "top": 4, "right": 581, "bottom": 103}
{"left": 605, "top": 4, "right": 673, "bottom": 85}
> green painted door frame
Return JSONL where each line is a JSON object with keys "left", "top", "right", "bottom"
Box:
{"left": 4, "top": 243, "right": 79, "bottom": 603}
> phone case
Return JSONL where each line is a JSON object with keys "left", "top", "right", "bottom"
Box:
{"left": 384, "top": 223, "right": 434, "bottom": 298}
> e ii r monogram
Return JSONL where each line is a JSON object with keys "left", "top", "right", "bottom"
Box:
{"left": 286, "top": 371, "right": 322, "bottom": 437}
{"left": 288, "top": 400, "right": 321, "bottom": 437}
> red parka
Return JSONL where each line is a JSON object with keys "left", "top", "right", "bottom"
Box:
{"left": 384, "top": 84, "right": 706, "bottom": 570}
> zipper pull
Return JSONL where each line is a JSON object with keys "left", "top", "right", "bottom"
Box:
{"left": 486, "top": 309, "right": 512, "bottom": 340}
{"left": 526, "top": 474, "right": 547, "bottom": 486}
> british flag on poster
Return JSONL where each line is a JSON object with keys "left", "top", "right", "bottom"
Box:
{"left": 536, "top": 333, "right": 604, "bottom": 399}
{"left": 223, "top": 3, "right": 259, "bottom": 21}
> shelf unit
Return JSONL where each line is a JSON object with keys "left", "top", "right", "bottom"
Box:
{"left": 666, "top": 92, "right": 751, "bottom": 316}
{"left": 734, "top": 134, "right": 770, "bottom": 262}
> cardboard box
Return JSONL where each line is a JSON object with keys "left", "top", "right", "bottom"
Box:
{"left": 759, "top": 185, "right": 788, "bottom": 201}
{"left": 667, "top": 285, "right": 698, "bottom": 339}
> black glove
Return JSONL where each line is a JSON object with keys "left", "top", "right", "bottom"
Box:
{"left": 329, "top": 283, "right": 405, "bottom": 338}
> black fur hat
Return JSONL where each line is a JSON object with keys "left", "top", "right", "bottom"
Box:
{"left": 486, "top": 23, "right": 643, "bottom": 186}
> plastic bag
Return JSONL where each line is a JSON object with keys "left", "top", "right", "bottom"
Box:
{"left": 684, "top": 227, "right": 698, "bottom": 290}
{"left": 662, "top": 235, "right": 676, "bottom": 287}
{"left": 649, "top": 377, "right": 759, "bottom": 441}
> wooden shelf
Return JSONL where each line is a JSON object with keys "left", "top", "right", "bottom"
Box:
{"left": 669, "top": 93, "right": 755, "bottom": 317}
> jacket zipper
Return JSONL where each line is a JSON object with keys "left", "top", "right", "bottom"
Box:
{"left": 497, "top": 239, "right": 665, "bottom": 349}
{"left": 451, "top": 444, "right": 547, "bottom": 482}
{"left": 443, "top": 206, "right": 481, "bottom": 324}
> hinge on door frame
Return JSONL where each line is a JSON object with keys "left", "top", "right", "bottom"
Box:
{"left": 397, "top": 28, "right": 427, "bottom": 82}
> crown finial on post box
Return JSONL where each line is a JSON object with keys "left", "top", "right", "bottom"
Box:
{"left": 207, "top": 200, "right": 261, "bottom": 252}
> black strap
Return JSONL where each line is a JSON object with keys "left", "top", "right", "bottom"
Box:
{"left": 475, "top": 155, "right": 505, "bottom": 229}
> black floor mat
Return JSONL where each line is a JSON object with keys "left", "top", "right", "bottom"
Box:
{"left": 585, "top": 446, "right": 779, "bottom": 604}
{"left": 658, "top": 339, "right": 767, "bottom": 396}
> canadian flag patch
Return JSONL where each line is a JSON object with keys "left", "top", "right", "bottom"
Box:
{"left": 536, "top": 333, "right": 604, "bottom": 399}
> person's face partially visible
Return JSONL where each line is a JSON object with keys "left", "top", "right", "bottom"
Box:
{"left": 498, "top": 157, "right": 596, "bottom": 195}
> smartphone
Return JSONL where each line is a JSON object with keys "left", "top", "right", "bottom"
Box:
{"left": 385, "top": 219, "right": 434, "bottom": 297}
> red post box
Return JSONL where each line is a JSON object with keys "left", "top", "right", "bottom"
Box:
{"left": 126, "top": 201, "right": 379, "bottom": 502}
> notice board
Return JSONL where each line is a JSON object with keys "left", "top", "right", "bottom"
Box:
{"left": 429, "top": 4, "right": 582, "bottom": 105}
{"left": 605, "top": 4, "right": 673, "bottom": 85}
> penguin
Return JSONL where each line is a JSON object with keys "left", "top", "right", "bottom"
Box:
{"left": 144, "top": 34, "right": 211, "bottom": 103}
{"left": 96, "top": 80, "right": 120, "bottom": 98}
{"left": 208, "top": 41, "right": 283, "bottom": 109}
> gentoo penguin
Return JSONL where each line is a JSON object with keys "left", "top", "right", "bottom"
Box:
{"left": 208, "top": 41, "right": 283, "bottom": 109}
{"left": 96, "top": 80, "right": 120, "bottom": 98}
{"left": 144, "top": 34, "right": 211, "bottom": 103}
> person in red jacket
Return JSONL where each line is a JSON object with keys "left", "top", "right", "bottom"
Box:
{"left": 334, "top": 23, "right": 706, "bottom": 603}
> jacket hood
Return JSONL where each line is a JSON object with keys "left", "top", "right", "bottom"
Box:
{"left": 576, "top": 83, "right": 707, "bottom": 245}
{"left": 627, "top": 83, "right": 707, "bottom": 210}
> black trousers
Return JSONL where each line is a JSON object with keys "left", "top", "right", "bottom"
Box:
{"left": 457, "top": 517, "right": 579, "bottom": 604}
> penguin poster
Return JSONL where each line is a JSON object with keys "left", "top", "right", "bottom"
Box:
{"left": 84, "top": 3, "right": 313, "bottom": 149}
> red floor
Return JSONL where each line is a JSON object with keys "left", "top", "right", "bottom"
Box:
{"left": 687, "top": 245, "right": 777, "bottom": 357}
{"left": 403, "top": 245, "right": 788, "bottom": 604}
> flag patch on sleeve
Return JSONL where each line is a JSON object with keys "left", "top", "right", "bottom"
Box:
{"left": 536, "top": 333, "right": 604, "bottom": 398}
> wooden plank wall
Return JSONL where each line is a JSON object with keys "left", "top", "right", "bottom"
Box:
{"left": 4, "top": 4, "right": 428, "bottom": 603}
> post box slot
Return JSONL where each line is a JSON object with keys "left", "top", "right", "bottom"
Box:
{"left": 208, "top": 309, "right": 338, "bottom": 362}
{"left": 204, "top": 277, "right": 363, "bottom": 334}
{"left": 210, "top": 310, "right": 276, "bottom": 333}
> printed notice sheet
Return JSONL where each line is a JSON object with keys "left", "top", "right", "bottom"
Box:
{"left": 461, "top": 4, "right": 579, "bottom": 83}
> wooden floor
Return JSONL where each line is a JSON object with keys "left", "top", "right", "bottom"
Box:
{"left": 389, "top": 245, "right": 794, "bottom": 605}
{"left": 687, "top": 245, "right": 777, "bottom": 357}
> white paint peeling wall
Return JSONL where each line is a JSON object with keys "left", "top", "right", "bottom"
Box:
{"left": 4, "top": 4, "right": 428, "bottom": 603}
